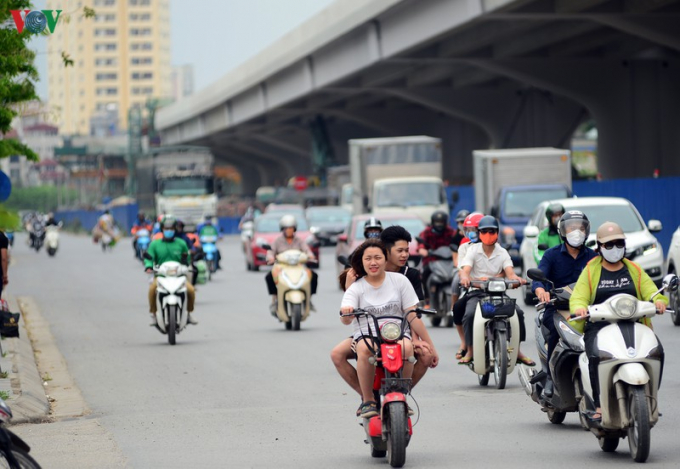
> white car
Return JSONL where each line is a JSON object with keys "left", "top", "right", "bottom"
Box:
{"left": 520, "top": 197, "right": 664, "bottom": 304}
{"left": 664, "top": 227, "right": 680, "bottom": 325}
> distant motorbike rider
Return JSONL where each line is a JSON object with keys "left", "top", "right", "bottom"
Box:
{"left": 131, "top": 212, "right": 152, "bottom": 255}
{"left": 196, "top": 215, "right": 222, "bottom": 270}
{"left": 144, "top": 216, "right": 197, "bottom": 325}
{"left": 458, "top": 215, "right": 534, "bottom": 366}
{"left": 363, "top": 217, "right": 383, "bottom": 239}
{"left": 417, "top": 211, "right": 459, "bottom": 306}
{"left": 531, "top": 211, "right": 597, "bottom": 397}
{"left": 534, "top": 203, "right": 565, "bottom": 264}
{"left": 265, "top": 215, "right": 318, "bottom": 314}
{"left": 45, "top": 212, "right": 59, "bottom": 227}
{"left": 453, "top": 209, "right": 470, "bottom": 243}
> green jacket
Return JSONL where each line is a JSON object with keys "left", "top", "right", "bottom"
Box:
{"left": 569, "top": 256, "right": 668, "bottom": 332}
{"left": 533, "top": 228, "right": 562, "bottom": 264}
{"left": 144, "top": 237, "right": 189, "bottom": 271}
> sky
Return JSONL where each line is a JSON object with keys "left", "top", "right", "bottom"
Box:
{"left": 28, "top": 0, "right": 337, "bottom": 100}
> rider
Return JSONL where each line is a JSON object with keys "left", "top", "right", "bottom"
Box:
{"left": 453, "top": 209, "right": 470, "bottom": 244}
{"left": 571, "top": 221, "right": 667, "bottom": 421}
{"left": 418, "top": 211, "right": 459, "bottom": 306}
{"left": 265, "top": 215, "right": 318, "bottom": 315}
{"left": 45, "top": 212, "right": 59, "bottom": 226}
{"left": 131, "top": 212, "right": 152, "bottom": 255}
{"left": 175, "top": 220, "right": 201, "bottom": 285}
{"left": 196, "top": 215, "right": 222, "bottom": 270}
{"left": 144, "top": 216, "right": 197, "bottom": 326}
{"left": 531, "top": 211, "right": 597, "bottom": 398}
{"left": 332, "top": 226, "right": 439, "bottom": 416}
{"left": 363, "top": 217, "right": 382, "bottom": 239}
{"left": 451, "top": 212, "right": 484, "bottom": 360}
{"left": 534, "top": 203, "right": 565, "bottom": 264}
{"left": 340, "top": 238, "right": 432, "bottom": 418}
{"left": 458, "top": 215, "right": 534, "bottom": 365}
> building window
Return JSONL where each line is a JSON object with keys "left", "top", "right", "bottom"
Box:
{"left": 129, "top": 0, "right": 151, "bottom": 5}
{"left": 95, "top": 58, "right": 118, "bottom": 66}
{"left": 95, "top": 43, "right": 117, "bottom": 51}
{"left": 131, "top": 72, "right": 153, "bottom": 80}
{"left": 130, "top": 42, "right": 152, "bottom": 51}
{"left": 96, "top": 72, "right": 117, "bottom": 80}
{"left": 132, "top": 87, "right": 153, "bottom": 95}
{"left": 130, "top": 28, "right": 151, "bottom": 36}
{"left": 95, "top": 14, "right": 116, "bottom": 22}
{"left": 130, "top": 57, "right": 152, "bottom": 65}
{"left": 96, "top": 87, "right": 118, "bottom": 96}
{"left": 94, "top": 28, "right": 116, "bottom": 36}
{"left": 95, "top": 0, "right": 116, "bottom": 6}
{"left": 129, "top": 13, "right": 151, "bottom": 21}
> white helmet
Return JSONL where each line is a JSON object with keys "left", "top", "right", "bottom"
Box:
{"left": 279, "top": 214, "right": 297, "bottom": 231}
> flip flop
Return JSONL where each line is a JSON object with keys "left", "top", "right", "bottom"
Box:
{"left": 517, "top": 356, "right": 536, "bottom": 366}
{"left": 458, "top": 357, "right": 473, "bottom": 365}
{"left": 455, "top": 348, "right": 467, "bottom": 360}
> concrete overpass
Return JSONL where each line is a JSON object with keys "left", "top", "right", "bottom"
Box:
{"left": 157, "top": 0, "right": 680, "bottom": 193}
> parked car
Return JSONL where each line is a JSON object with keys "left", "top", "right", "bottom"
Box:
{"left": 520, "top": 197, "right": 664, "bottom": 304}
{"left": 664, "top": 227, "right": 680, "bottom": 325}
{"left": 306, "top": 206, "right": 352, "bottom": 246}
{"left": 244, "top": 213, "right": 319, "bottom": 271}
{"left": 335, "top": 213, "right": 425, "bottom": 279}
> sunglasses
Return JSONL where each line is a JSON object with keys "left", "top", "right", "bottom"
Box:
{"left": 601, "top": 240, "right": 625, "bottom": 250}
{"left": 479, "top": 229, "right": 498, "bottom": 234}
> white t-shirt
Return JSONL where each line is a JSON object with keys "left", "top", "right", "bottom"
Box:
{"left": 460, "top": 242, "right": 513, "bottom": 279}
{"left": 457, "top": 241, "right": 472, "bottom": 269}
{"left": 341, "top": 272, "right": 419, "bottom": 340}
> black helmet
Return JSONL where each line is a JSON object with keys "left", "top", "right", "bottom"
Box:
{"left": 545, "top": 203, "right": 565, "bottom": 220}
{"left": 431, "top": 211, "right": 448, "bottom": 233}
{"left": 477, "top": 215, "right": 500, "bottom": 231}
{"left": 455, "top": 209, "right": 470, "bottom": 223}
{"left": 558, "top": 210, "right": 590, "bottom": 244}
{"left": 363, "top": 217, "right": 383, "bottom": 238}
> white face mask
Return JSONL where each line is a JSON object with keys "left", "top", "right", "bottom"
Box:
{"left": 565, "top": 231, "right": 586, "bottom": 247}
{"left": 601, "top": 246, "right": 625, "bottom": 263}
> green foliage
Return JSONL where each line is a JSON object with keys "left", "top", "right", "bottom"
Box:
{"left": 4, "top": 186, "right": 78, "bottom": 214}
{"left": 0, "top": 0, "right": 39, "bottom": 161}
{"left": 0, "top": 206, "right": 20, "bottom": 231}
{"left": 0, "top": 391, "right": 9, "bottom": 400}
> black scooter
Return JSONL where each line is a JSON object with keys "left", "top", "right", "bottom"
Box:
{"left": 0, "top": 399, "right": 41, "bottom": 468}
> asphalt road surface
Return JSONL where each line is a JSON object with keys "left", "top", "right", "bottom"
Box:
{"left": 10, "top": 234, "right": 680, "bottom": 467}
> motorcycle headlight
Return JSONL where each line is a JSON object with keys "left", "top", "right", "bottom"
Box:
{"left": 488, "top": 280, "right": 506, "bottom": 293}
{"left": 611, "top": 296, "right": 637, "bottom": 319}
{"left": 380, "top": 322, "right": 401, "bottom": 342}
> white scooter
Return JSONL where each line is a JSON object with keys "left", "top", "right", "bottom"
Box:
{"left": 146, "top": 256, "right": 191, "bottom": 345}
{"left": 45, "top": 223, "right": 62, "bottom": 257}
{"left": 265, "top": 246, "right": 312, "bottom": 331}
{"left": 574, "top": 274, "right": 678, "bottom": 462}
{"left": 463, "top": 278, "right": 521, "bottom": 389}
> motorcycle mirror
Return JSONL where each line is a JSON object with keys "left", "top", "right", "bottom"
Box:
{"left": 260, "top": 243, "right": 272, "bottom": 251}
{"left": 337, "top": 255, "right": 350, "bottom": 267}
{"left": 662, "top": 273, "right": 679, "bottom": 292}
{"left": 537, "top": 243, "right": 549, "bottom": 251}
{"left": 526, "top": 268, "right": 548, "bottom": 282}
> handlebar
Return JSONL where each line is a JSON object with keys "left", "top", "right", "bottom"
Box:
{"left": 340, "top": 307, "right": 436, "bottom": 318}
{"left": 567, "top": 309, "right": 673, "bottom": 322}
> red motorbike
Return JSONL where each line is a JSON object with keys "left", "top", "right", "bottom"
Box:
{"left": 342, "top": 307, "right": 434, "bottom": 468}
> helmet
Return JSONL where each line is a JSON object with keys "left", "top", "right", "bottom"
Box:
{"left": 431, "top": 211, "right": 448, "bottom": 228}
{"left": 279, "top": 214, "right": 297, "bottom": 231}
{"left": 463, "top": 212, "right": 484, "bottom": 229}
{"left": 363, "top": 217, "right": 383, "bottom": 238}
{"left": 477, "top": 215, "right": 500, "bottom": 231}
{"left": 546, "top": 203, "right": 565, "bottom": 220}
{"left": 455, "top": 209, "right": 470, "bottom": 223}
{"left": 162, "top": 216, "right": 176, "bottom": 229}
{"left": 558, "top": 210, "right": 590, "bottom": 242}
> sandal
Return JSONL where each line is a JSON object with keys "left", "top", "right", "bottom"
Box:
{"left": 458, "top": 357, "right": 473, "bottom": 365}
{"left": 517, "top": 356, "right": 536, "bottom": 367}
{"left": 356, "top": 401, "right": 363, "bottom": 417}
{"left": 455, "top": 348, "right": 467, "bottom": 360}
{"left": 359, "top": 401, "right": 379, "bottom": 418}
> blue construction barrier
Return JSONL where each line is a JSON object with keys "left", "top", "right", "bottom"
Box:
{"left": 217, "top": 217, "right": 241, "bottom": 235}
{"left": 56, "top": 203, "right": 139, "bottom": 235}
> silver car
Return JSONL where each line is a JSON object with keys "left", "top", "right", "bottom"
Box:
{"left": 664, "top": 227, "right": 680, "bottom": 325}
{"left": 520, "top": 197, "right": 664, "bottom": 304}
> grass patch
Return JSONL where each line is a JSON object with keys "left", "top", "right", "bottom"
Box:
{"left": 42, "top": 372, "right": 52, "bottom": 382}
{"left": 0, "top": 391, "right": 9, "bottom": 400}
{"left": 0, "top": 371, "right": 7, "bottom": 379}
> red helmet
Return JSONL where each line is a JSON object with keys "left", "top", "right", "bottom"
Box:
{"left": 462, "top": 212, "right": 484, "bottom": 229}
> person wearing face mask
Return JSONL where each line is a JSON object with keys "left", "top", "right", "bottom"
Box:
{"left": 418, "top": 211, "right": 459, "bottom": 307}
{"left": 570, "top": 221, "right": 667, "bottom": 421}
{"left": 458, "top": 216, "right": 534, "bottom": 365}
{"left": 534, "top": 203, "right": 565, "bottom": 264}
{"left": 363, "top": 217, "right": 383, "bottom": 240}
{"left": 531, "top": 211, "right": 597, "bottom": 397}
{"left": 144, "top": 216, "right": 197, "bottom": 325}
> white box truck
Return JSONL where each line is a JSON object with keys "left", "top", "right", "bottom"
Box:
{"left": 349, "top": 136, "right": 449, "bottom": 223}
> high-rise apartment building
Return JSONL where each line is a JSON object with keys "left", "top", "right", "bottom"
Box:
{"left": 47, "top": 0, "right": 171, "bottom": 135}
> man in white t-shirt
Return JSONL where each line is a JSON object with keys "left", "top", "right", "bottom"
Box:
{"left": 458, "top": 216, "right": 534, "bottom": 365}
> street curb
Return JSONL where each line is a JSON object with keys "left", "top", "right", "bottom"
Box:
{"left": 4, "top": 296, "right": 50, "bottom": 424}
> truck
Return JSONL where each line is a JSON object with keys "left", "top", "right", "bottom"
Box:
{"left": 136, "top": 145, "right": 217, "bottom": 231}
{"left": 473, "top": 147, "right": 573, "bottom": 264}
{"left": 349, "top": 136, "right": 449, "bottom": 223}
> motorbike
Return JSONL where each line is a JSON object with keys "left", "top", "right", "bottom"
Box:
{"left": 199, "top": 234, "right": 219, "bottom": 275}
{"left": 572, "top": 274, "right": 678, "bottom": 462}
{"left": 417, "top": 238, "right": 456, "bottom": 327}
{"left": 0, "top": 398, "right": 41, "bottom": 468}
{"left": 45, "top": 223, "right": 62, "bottom": 257}
{"left": 135, "top": 228, "right": 151, "bottom": 261}
{"left": 263, "top": 245, "right": 312, "bottom": 331}
{"left": 30, "top": 222, "right": 45, "bottom": 252}
{"left": 341, "top": 307, "right": 435, "bottom": 468}
{"left": 518, "top": 268, "right": 581, "bottom": 424}
{"left": 144, "top": 254, "right": 192, "bottom": 345}
{"left": 461, "top": 278, "right": 521, "bottom": 389}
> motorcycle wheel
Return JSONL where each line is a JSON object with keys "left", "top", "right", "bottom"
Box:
{"left": 598, "top": 436, "right": 619, "bottom": 452}
{"left": 167, "top": 306, "right": 177, "bottom": 345}
{"left": 478, "top": 372, "right": 490, "bottom": 386}
{"left": 574, "top": 374, "right": 590, "bottom": 431}
{"left": 430, "top": 316, "right": 442, "bottom": 327}
{"left": 386, "top": 404, "right": 408, "bottom": 468}
{"left": 493, "top": 329, "right": 508, "bottom": 390}
{"left": 628, "top": 385, "right": 651, "bottom": 462}
{"left": 208, "top": 259, "right": 217, "bottom": 274}
{"left": 0, "top": 446, "right": 41, "bottom": 468}
{"left": 670, "top": 285, "right": 680, "bottom": 326}
{"left": 443, "top": 292, "right": 453, "bottom": 328}
{"left": 547, "top": 409, "right": 566, "bottom": 424}
{"left": 291, "top": 304, "right": 302, "bottom": 331}
{"left": 47, "top": 248, "right": 56, "bottom": 257}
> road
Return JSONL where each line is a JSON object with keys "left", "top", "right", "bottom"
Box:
{"left": 9, "top": 233, "right": 680, "bottom": 467}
